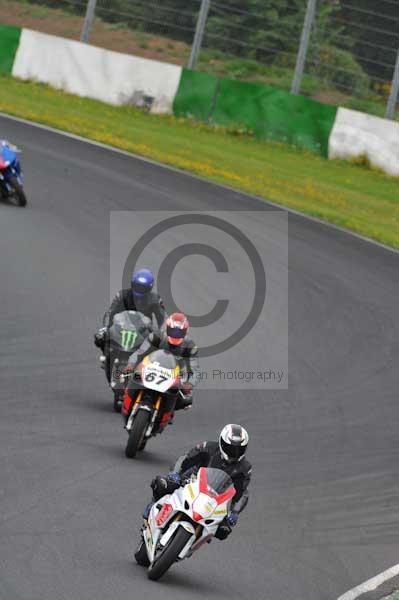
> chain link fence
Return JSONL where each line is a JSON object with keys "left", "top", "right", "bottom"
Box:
{"left": 94, "top": 0, "right": 199, "bottom": 42}
{"left": 5, "top": 0, "right": 399, "bottom": 119}
{"left": 305, "top": 0, "right": 399, "bottom": 117}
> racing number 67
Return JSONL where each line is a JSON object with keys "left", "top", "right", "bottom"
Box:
{"left": 145, "top": 372, "right": 168, "bottom": 385}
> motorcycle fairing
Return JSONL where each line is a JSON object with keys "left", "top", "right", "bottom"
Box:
{"left": 145, "top": 468, "right": 236, "bottom": 564}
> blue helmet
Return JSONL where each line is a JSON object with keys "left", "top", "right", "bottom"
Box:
{"left": 131, "top": 268, "right": 154, "bottom": 297}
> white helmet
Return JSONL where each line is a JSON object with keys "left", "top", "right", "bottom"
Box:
{"left": 219, "top": 424, "right": 249, "bottom": 462}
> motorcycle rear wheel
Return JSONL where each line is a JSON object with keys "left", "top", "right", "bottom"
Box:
{"left": 147, "top": 526, "right": 192, "bottom": 581}
{"left": 125, "top": 409, "right": 150, "bottom": 458}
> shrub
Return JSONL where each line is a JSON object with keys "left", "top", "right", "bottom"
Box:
{"left": 309, "top": 45, "right": 370, "bottom": 98}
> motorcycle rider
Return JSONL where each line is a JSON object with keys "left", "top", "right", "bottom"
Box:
{"left": 143, "top": 424, "right": 251, "bottom": 541}
{"left": 123, "top": 312, "right": 199, "bottom": 413}
{"left": 94, "top": 268, "right": 166, "bottom": 359}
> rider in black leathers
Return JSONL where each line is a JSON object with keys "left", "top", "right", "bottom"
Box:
{"left": 94, "top": 269, "right": 166, "bottom": 386}
{"left": 94, "top": 267, "right": 166, "bottom": 354}
{"left": 147, "top": 425, "right": 251, "bottom": 540}
{"left": 103, "top": 287, "right": 165, "bottom": 330}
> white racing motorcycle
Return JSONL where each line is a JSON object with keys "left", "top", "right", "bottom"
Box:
{"left": 134, "top": 467, "right": 236, "bottom": 580}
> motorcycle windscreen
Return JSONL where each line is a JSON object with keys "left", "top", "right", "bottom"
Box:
{"left": 201, "top": 468, "right": 234, "bottom": 495}
{"left": 146, "top": 349, "right": 178, "bottom": 370}
{"left": 109, "top": 311, "right": 147, "bottom": 351}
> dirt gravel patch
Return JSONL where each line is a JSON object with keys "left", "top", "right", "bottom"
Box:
{"left": 0, "top": 0, "right": 189, "bottom": 64}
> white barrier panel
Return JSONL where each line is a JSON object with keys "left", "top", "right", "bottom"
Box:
{"left": 329, "top": 107, "right": 399, "bottom": 177}
{"left": 12, "top": 29, "right": 182, "bottom": 114}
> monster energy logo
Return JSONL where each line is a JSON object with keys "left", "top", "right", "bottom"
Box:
{"left": 120, "top": 329, "right": 138, "bottom": 350}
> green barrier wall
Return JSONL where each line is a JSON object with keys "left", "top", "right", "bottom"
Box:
{"left": 0, "top": 25, "right": 21, "bottom": 75}
{"left": 174, "top": 69, "right": 338, "bottom": 157}
{"left": 173, "top": 69, "right": 219, "bottom": 122}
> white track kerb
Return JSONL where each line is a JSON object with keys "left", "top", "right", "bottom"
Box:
{"left": 338, "top": 564, "right": 399, "bottom": 600}
{"left": 329, "top": 108, "right": 399, "bottom": 177}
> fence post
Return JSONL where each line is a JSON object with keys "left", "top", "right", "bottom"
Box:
{"left": 385, "top": 48, "right": 399, "bottom": 120}
{"left": 81, "top": 0, "right": 98, "bottom": 43}
{"left": 188, "top": 0, "right": 210, "bottom": 70}
{"left": 291, "top": 0, "right": 317, "bottom": 95}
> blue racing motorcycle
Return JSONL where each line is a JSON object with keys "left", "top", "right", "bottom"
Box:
{"left": 0, "top": 140, "right": 27, "bottom": 207}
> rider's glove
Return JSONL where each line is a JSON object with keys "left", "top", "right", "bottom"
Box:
{"left": 94, "top": 327, "right": 107, "bottom": 347}
{"left": 227, "top": 511, "right": 239, "bottom": 527}
{"left": 215, "top": 521, "right": 232, "bottom": 540}
{"left": 151, "top": 475, "right": 168, "bottom": 499}
{"left": 167, "top": 472, "right": 182, "bottom": 485}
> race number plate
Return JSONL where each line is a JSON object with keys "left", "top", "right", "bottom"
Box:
{"left": 142, "top": 362, "right": 175, "bottom": 393}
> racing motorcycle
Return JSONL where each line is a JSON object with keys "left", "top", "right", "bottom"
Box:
{"left": 0, "top": 140, "right": 27, "bottom": 207}
{"left": 103, "top": 310, "right": 152, "bottom": 412}
{"left": 134, "top": 467, "right": 236, "bottom": 580}
{"left": 122, "top": 349, "right": 182, "bottom": 458}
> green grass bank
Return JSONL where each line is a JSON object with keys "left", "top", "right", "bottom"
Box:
{"left": 0, "top": 75, "right": 398, "bottom": 249}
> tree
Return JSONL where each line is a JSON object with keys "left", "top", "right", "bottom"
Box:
{"left": 18, "top": 0, "right": 393, "bottom": 88}
{"left": 337, "top": 0, "right": 398, "bottom": 82}
{"left": 204, "top": 0, "right": 306, "bottom": 61}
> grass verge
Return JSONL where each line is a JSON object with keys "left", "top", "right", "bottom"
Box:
{"left": 0, "top": 75, "right": 398, "bottom": 249}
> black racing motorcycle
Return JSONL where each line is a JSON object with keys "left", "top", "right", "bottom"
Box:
{"left": 101, "top": 310, "right": 153, "bottom": 412}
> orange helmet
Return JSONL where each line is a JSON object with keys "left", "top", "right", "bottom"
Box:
{"left": 166, "top": 313, "right": 189, "bottom": 346}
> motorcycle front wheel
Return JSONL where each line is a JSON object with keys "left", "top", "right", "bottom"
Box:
{"left": 7, "top": 176, "right": 27, "bottom": 207}
{"left": 125, "top": 409, "right": 150, "bottom": 458}
{"left": 147, "top": 526, "right": 192, "bottom": 581}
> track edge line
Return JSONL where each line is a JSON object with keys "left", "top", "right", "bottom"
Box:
{"left": 337, "top": 564, "right": 399, "bottom": 600}
{"left": 1, "top": 110, "right": 398, "bottom": 256}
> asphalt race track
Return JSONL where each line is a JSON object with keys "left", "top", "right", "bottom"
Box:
{"left": 1, "top": 114, "right": 398, "bottom": 600}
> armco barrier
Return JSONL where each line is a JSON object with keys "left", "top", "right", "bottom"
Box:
{"left": 0, "top": 24, "right": 21, "bottom": 75}
{"left": 329, "top": 107, "right": 399, "bottom": 177}
{"left": 12, "top": 29, "right": 182, "bottom": 114}
{"left": 1, "top": 22, "right": 398, "bottom": 175}
{"left": 174, "top": 69, "right": 338, "bottom": 157}
{"left": 173, "top": 69, "right": 219, "bottom": 122}
{"left": 214, "top": 79, "right": 338, "bottom": 157}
